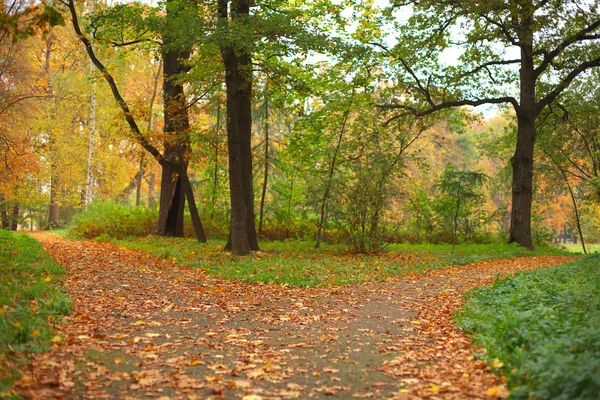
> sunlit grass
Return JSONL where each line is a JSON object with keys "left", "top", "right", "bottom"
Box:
{"left": 561, "top": 243, "right": 600, "bottom": 254}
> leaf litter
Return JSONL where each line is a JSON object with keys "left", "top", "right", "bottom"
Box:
{"left": 15, "top": 232, "right": 574, "bottom": 399}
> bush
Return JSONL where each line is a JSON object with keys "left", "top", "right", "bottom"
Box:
{"left": 69, "top": 201, "right": 157, "bottom": 239}
{"left": 0, "top": 230, "right": 72, "bottom": 396}
{"left": 456, "top": 255, "right": 600, "bottom": 399}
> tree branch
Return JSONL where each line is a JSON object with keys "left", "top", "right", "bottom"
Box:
{"left": 537, "top": 55, "right": 600, "bottom": 111}
{"left": 378, "top": 96, "right": 518, "bottom": 121}
{"left": 534, "top": 19, "right": 600, "bottom": 78}
{"left": 66, "top": 0, "right": 167, "bottom": 168}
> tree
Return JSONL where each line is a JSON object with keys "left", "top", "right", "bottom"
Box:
{"left": 379, "top": 0, "right": 600, "bottom": 249}
{"left": 218, "top": 0, "right": 258, "bottom": 255}
{"left": 434, "top": 165, "right": 488, "bottom": 253}
{"left": 64, "top": 0, "right": 206, "bottom": 241}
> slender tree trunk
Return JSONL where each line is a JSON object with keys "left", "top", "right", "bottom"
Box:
{"left": 315, "top": 96, "right": 353, "bottom": 249}
{"left": 211, "top": 101, "right": 221, "bottom": 220}
{"left": 258, "top": 81, "right": 269, "bottom": 236}
{"left": 219, "top": 0, "right": 258, "bottom": 255}
{"left": 85, "top": 72, "right": 96, "bottom": 208}
{"left": 544, "top": 149, "right": 588, "bottom": 254}
{"left": 136, "top": 152, "right": 144, "bottom": 206}
{"left": 137, "top": 61, "right": 161, "bottom": 208}
{"left": 509, "top": 20, "right": 537, "bottom": 250}
{"left": 452, "top": 189, "right": 460, "bottom": 254}
{"left": 148, "top": 172, "right": 156, "bottom": 208}
{"left": 48, "top": 174, "right": 60, "bottom": 228}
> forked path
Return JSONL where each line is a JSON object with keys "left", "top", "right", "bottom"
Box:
{"left": 17, "top": 233, "right": 574, "bottom": 400}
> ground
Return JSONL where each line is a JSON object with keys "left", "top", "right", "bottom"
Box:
{"left": 15, "top": 233, "right": 573, "bottom": 399}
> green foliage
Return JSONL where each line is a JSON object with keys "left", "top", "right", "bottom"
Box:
{"left": 456, "top": 256, "right": 600, "bottom": 399}
{"left": 114, "top": 235, "right": 566, "bottom": 288}
{"left": 431, "top": 164, "right": 489, "bottom": 245}
{"left": 0, "top": 230, "right": 72, "bottom": 397}
{"left": 69, "top": 201, "right": 157, "bottom": 240}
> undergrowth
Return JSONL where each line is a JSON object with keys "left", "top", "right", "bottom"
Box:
{"left": 69, "top": 201, "right": 157, "bottom": 239}
{"left": 0, "top": 230, "right": 72, "bottom": 398}
{"left": 456, "top": 255, "right": 600, "bottom": 399}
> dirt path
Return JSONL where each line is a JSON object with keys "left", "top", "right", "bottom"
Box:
{"left": 16, "top": 233, "right": 574, "bottom": 399}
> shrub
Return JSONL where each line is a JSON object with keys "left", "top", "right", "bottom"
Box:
{"left": 69, "top": 201, "right": 157, "bottom": 239}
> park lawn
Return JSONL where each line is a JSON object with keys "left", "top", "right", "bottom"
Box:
{"left": 456, "top": 255, "right": 600, "bottom": 399}
{"left": 562, "top": 243, "right": 600, "bottom": 254}
{"left": 0, "top": 230, "right": 72, "bottom": 398}
{"left": 110, "top": 235, "right": 568, "bottom": 287}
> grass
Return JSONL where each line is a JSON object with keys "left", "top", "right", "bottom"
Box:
{"left": 109, "top": 235, "right": 568, "bottom": 287}
{"left": 562, "top": 243, "right": 600, "bottom": 254}
{"left": 0, "top": 230, "right": 72, "bottom": 398}
{"left": 455, "top": 255, "right": 600, "bottom": 399}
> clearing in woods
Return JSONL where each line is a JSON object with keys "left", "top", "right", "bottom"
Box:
{"left": 16, "top": 233, "right": 573, "bottom": 399}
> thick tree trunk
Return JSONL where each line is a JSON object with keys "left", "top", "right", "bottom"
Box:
{"left": 220, "top": 0, "right": 258, "bottom": 255}
{"left": 1, "top": 198, "right": 8, "bottom": 229}
{"left": 11, "top": 206, "right": 18, "bottom": 231}
{"left": 155, "top": 0, "right": 206, "bottom": 242}
{"left": 509, "top": 20, "right": 536, "bottom": 250}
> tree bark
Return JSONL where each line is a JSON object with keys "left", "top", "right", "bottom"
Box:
{"left": 219, "top": 0, "right": 258, "bottom": 255}
{"left": 11, "top": 205, "right": 18, "bottom": 231}
{"left": 509, "top": 20, "right": 536, "bottom": 250}
{"left": 0, "top": 198, "right": 8, "bottom": 229}
{"left": 154, "top": 0, "right": 206, "bottom": 241}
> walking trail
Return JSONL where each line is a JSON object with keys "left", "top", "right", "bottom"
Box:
{"left": 16, "top": 233, "right": 573, "bottom": 399}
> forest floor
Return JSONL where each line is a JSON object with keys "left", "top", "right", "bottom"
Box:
{"left": 15, "top": 233, "right": 574, "bottom": 400}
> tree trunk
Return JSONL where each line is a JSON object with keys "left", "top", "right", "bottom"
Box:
{"left": 11, "top": 205, "right": 18, "bottom": 231}
{"left": 211, "top": 100, "right": 221, "bottom": 220}
{"left": 148, "top": 172, "right": 156, "bottom": 208}
{"left": 85, "top": 72, "right": 96, "bottom": 209}
{"left": 258, "top": 81, "right": 269, "bottom": 236}
{"left": 155, "top": 0, "right": 206, "bottom": 242}
{"left": 220, "top": 0, "right": 258, "bottom": 255}
{"left": 509, "top": 20, "right": 536, "bottom": 250}
{"left": 48, "top": 174, "right": 60, "bottom": 228}
{"left": 0, "top": 198, "right": 8, "bottom": 229}
{"left": 315, "top": 96, "right": 353, "bottom": 249}
{"left": 136, "top": 152, "right": 145, "bottom": 206}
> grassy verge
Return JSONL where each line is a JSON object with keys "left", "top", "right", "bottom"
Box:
{"left": 455, "top": 255, "right": 600, "bottom": 399}
{"left": 108, "top": 235, "right": 567, "bottom": 287}
{"left": 562, "top": 243, "right": 600, "bottom": 254}
{"left": 0, "top": 230, "right": 72, "bottom": 398}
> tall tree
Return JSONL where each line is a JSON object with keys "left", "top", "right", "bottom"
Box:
{"left": 218, "top": 0, "right": 259, "bottom": 255}
{"left": 65, "top": 0, "right": 206, "bottom": 241}
{"left": 379, "top": 0, "right": 600, "bottom": 249}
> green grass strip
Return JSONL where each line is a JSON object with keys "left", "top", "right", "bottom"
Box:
{"left": 0, "top": 230, "right": 72, "bottom": 398}
{"left": 111, "top": 235, "right": 566, "bottom": 287}
{"left": 456, "top": 255, "right": 600, "bottom": 399}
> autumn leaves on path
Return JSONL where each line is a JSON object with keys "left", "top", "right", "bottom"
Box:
{"left": 17, "top": 234, "right": 573, "bottom": 399}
